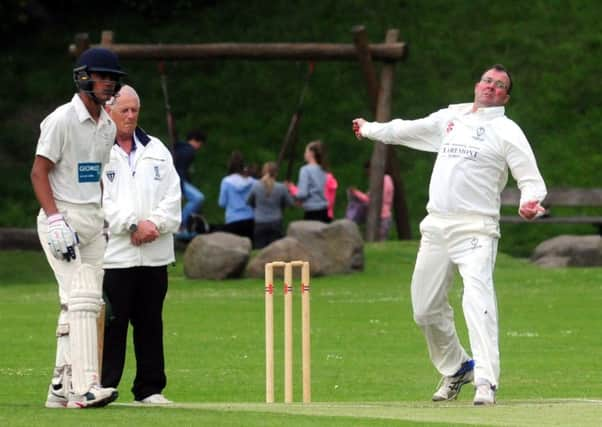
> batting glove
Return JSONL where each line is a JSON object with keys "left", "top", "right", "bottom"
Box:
{"left": 47, "top": 213, "right": 79, "bottom": 262}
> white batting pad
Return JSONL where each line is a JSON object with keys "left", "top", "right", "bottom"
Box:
{"left": 53, "top": 305, "right": 71, "bottom": 384}
{"left": 69, "top": 264, "right": 102, "bottom": 394}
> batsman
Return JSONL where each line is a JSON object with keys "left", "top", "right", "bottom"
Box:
{"left": 353, "top": 64, "right": 547, "bottom": 405}
{"left": 31, "top": 47, "right": 126, "bottom": 408}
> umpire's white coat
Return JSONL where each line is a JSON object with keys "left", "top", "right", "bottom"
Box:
{"left": 362, "top": 103, "right": 547, "bottom": 388}
{"left": 102, "top": 128, "right": 181, "bottom": 268}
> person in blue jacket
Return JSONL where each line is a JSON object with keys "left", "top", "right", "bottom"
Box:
{"left": 173, "top": 129, "right": 205, "bottom": 240}
{"left": 218, "top": 151, "right": 256, "bottom": 243}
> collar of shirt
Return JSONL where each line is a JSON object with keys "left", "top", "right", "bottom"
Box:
{"left": 126, "top": 134, "right": 143, "bottom": 170}
{"left": 134, "top": 127, "right": 151, "bottom": 146}
{"left": 113, "top": 131, "right": 142, "bottom": 171}
{"left": 129, "top": 137, "right": 140, "bottom": 169}
{"left": 71, "top": 93, "right": 113, "bottom": 127}
{"left": 448, "top": 102, "right": 506, "bottom": 120}
{"left": 128, "top": 127, "right": 152, "bottom": 170}
{"left": 113, "top": 127, "right": 150, "bottom": 151}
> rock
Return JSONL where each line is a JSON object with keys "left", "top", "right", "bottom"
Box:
{"left": 286, "top": 219, "right": 364, "bottom": 276}
{"left": 0, "top": 228, "right": 41, "bottom": 251}
{"left": 245, "top": 237, "right": 312, "bottom": 278}
{"left": 531, "top": 235, "right": 602, "bottom": 267}
{"left": 533, "top": 255, "right": 571, "bottom": 268}
{"left": 183, "top": 232, "right": 251, "bottom": 279}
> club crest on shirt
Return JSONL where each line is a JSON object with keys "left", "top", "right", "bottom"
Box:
{"left": 105, "top": 170, "right": 116, "bottom": 182}
{"left": 472, "top": 127, "right": 486, "bottom": 141}
{"left": 446, "top": 121, "right": 455, "bottom": 134}
{"left": 153, "top": 166, "right": 161, "bottom": 180}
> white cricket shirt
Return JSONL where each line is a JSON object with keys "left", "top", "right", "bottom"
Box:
{"left": 35, "top": 94, "right": 116, "bottom": 206}
{"left": 361, "top": 103, "right": 547, "bottom": 220}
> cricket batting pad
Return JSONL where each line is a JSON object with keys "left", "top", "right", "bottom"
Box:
{"left": 69, "top": 264, "right": 102, "bottom": 394}
{"left": 52, "top": 305, "right": 71, "bottom": 389}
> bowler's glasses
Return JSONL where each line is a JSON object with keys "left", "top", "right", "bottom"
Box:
{"left": 480, "top": 77, "right": 508, "bottom": 90}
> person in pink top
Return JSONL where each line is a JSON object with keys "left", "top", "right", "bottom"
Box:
{"left": 347, "top": 160, "right": 395, "bottom": 240}
{"left": 324, "top": 171, "right": 338, "bottom": 221}
{"left": 349, "top": 174, "right": 394, "bottom": 240}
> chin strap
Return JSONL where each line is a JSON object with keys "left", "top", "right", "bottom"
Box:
{"left": 82, "top": 90, "right": 106, "bottom": 106}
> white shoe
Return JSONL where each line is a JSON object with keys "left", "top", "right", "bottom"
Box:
{"left": 45, "top": 383, "right": 67, "bottom": 408}
{"left": 432, "top": 359, "right": 475, "bottom": 401}
{"left": 66, "top": 384, "right": 118, "bottom": 409}
{"left": 136, "top": 393, "right": 173, "bottom": 405}
{"left": 473, "top": 381, "right": 496, "bottom": 406}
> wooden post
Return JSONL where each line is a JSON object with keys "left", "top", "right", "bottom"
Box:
{"left": 72, "top": 33, "right": 90, "bottom": 57}
{"left": 352, "top": 26, "right": 411, "bottom": 240}
{"left": 68, "top": 40, "right": 407, "bottom": 62}
{"left": 365, "top": 29, "right": 399, "bottom": 242}
{"left": 283, "top": 263, "right": 293, "bottom": 403}
{"left": 100, "top": 30, "right": 114, "bottom": 46}
{"left": 264, "top": 264, "right": 275, "bottom": 403}
{"left": 352, "top": 25, "right": 379, "bottom": 112}
{"left": 300, "top": 262, "right": 311, "bottom": 404}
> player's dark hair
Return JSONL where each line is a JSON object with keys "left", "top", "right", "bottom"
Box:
{"left": 186, "top": 129, "right": 206, "bottom": 143}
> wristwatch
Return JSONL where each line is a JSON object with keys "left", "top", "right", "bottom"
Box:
{"left": 128, "top": 223, "right": 138, "bottom": 233}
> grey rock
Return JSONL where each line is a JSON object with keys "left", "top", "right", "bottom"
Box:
{"left": 533, "top": 255, "right": 571, "bottom": 268}
{"left": 531, "top": 235, "right": 602, "bottom": 267}
{"left": 286, "top": 219, "right": 364, "bottom": 275}
{"left": 183, "top": 232, "right": 251, "bottom": 279}
{"left": 245, "top": 237, "right": 312, "bottom": 278}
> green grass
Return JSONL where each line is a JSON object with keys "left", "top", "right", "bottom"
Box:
{"left": 2, "top": 242, "right": 602, "bottom": 425}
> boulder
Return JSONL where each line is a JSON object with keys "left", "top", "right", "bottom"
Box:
{"left": 286, "top": 219, "right": 364, "bottom": 276}
{"left": 183, "top": 232, "right": 251, "bottom": 279}
{"left": 531, "top": 235, "right": 602, "bottom": 268}
{"left": 245, "top": 237, "right": 312, "bottom": 278}
{"left": 533, "top": 255, "right": 571, "bottom": 269}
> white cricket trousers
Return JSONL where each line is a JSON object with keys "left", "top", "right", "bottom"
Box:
{"left": 37, "top": 201, "right": 106, "bottom": 395}
{"left": 411, "top": 213, "right": 500, "bottom": 388}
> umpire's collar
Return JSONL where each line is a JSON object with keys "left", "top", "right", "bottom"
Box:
{"left": 113, "top": 127, "right": 151, "bottom": 147}
{"left": 134, "top": 127, "right": 151, "bottom": 146}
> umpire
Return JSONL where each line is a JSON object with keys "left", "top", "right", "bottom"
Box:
{"left": 101, "top": 85, "right": 181, "bottom": 404}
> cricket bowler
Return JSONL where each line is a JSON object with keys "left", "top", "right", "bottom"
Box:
{"left": 352, "top": 64, "right": 547, "bottom": 405}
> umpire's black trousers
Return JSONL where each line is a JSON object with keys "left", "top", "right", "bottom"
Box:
{"left": 101, "top": 266, "right": 168, "bottom": 401}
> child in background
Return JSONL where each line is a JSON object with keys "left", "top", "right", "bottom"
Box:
{"left": 287, "top": 140, "right": 329, "bottom": 223}
{"left": 347, "top": 161, "right": 394, "bottom": 240}
{"left": 218, "top": 151, "right": 256, "bottom": 243}
{"left": 247, "top": 162, "right": 294, "bottom": 249}
{"left": 324, "top": 170, "right": 338, "bottom": 222}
